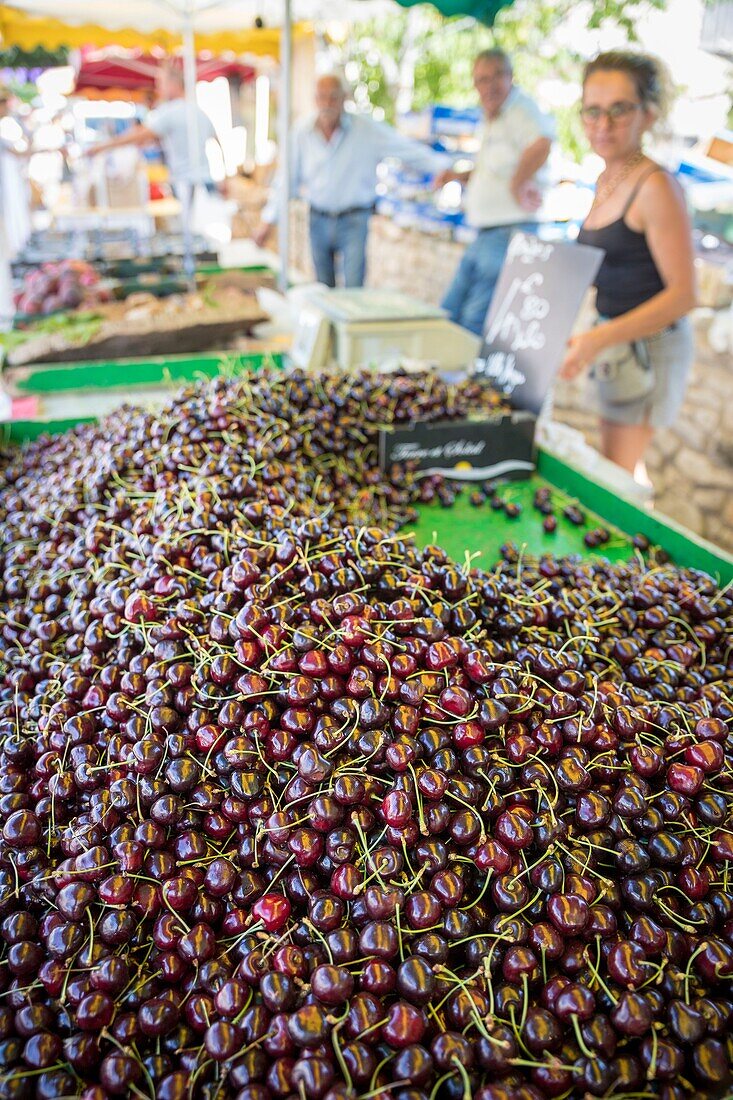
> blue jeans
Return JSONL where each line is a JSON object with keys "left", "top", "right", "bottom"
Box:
{"left": 309, "top": 208, "right": 371, "bottom": 288}
{"left": 442, "top": 223, "right": 538, "bottom": 335}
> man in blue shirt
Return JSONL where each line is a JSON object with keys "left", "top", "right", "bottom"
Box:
{"left": 254, "top": 75, "right": 449, "bottom": 287}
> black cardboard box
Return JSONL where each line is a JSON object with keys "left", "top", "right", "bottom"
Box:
{"left": 379, "top": 410, "right": 536, "bottom": 481}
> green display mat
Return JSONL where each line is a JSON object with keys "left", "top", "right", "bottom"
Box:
{"left": 112, "top": 277, "right": 189, "bottom": 300}
{"left": 408, "top": 477, "right": 634, "bottom": 568}
{"left": 407, "top": 460, "right": 733, "bottom": 584}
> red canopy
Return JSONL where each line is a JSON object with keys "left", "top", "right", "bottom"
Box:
{"left": 73, "top": 49, "right": 254, "bottom": 101}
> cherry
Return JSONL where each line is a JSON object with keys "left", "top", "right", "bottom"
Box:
{"left": 695, "top": 938, "right": 733, "bottom": 982}
{"left": 124, "top": 592, "right": 158, "bottom": 623}
{"left": 91, "top": 957, "right": 129, "bottom": 995}
{"left": 502, "top": 946, "right": 539, "bottom": 983}
{"left": 528, "top": 922, "right": 564, "bottom": 960}
{"left": 205, "top": 1021, "right": 244, "bottom": 1061}
{"left": 430, "top": 870, "right": 464, "bottom": 908}
{"left": 685, "top": 740, "right": 724, "bottom": 771}
{"left": 361, "top": 959, "right": 397, "bottom": 995}
{"left": 693, "top": 1038, "right": 730, "bottom": 1088}
{"left": 392, "top": 1044, "right": 435, "bottom": 1087}
{"left": 666, "top": 763, "right": 704, "bottom": 796}
{"left": 607, "top": 941, "right": 649, "bottom": 988}
{"left": 473, "top": 839, "right": 512, "bottom": 873}
{"left": 554, "top": 983, "right": 595, "bottom": 1022}
{"left": 629, "top": 743, "right": 663, "bottom": 777}
{"left": 292, "top": 1056, "right": 335, "bottom": 1098}
{"left": 396, "top": 957, "right": 435, "bottom": 1005}
{"left": 576, "top": 791, "right": 611, "bottom": 828}
{"left": 640, "top": 1035, "right": 684, "bottom": 1079}
{"left": 138, "top": 998, "right": 179, "bottom": 1038}
{"left": 522, "top": 1007, "right": 563, "bottom": 1054}
{"left": 547, "top": 893, "right": 589, "bottom": 936}
{"left": 251, "top": 893, "right": 291, "bottom": 932}
{"left": 260, "top": 973, "right": 297, "bottom": 1014}
{"left": 177, "top": 923, "right": 216, "bottom": 963}
{"left": 2, "top": 809, "right": 40, "bottom": 847}
{"left": 365, "top": 884, "right": 404, "bottom": 919}
{"left": 495, "top": 809, "right": 533, "bottom": 850}
{"left": 359, "top": 921, "right": 399, "bottom": 960}
{"left": 100, "top": 1051, "right": 143, "bottom": 1095}
{"left": 582, "top": 1014, "right": 617, "bottom": 1060}
{"left": 405, "top": 892, "right": 442, "bottom": 930}
{"left": 611, "top": 991, "right": 652, "bottom": 1037}
{"left": 382, "top": 1002, "right": 427, "bottom": 1049}
{"left": 492, "top": 874, "right": 529, "bottom": 913}
{"left": 287, "top": 1004, "right": 329, "bottom": 1048}
{"left": 76, "top": 992, "right": 114, "bottom": 1032}
{"left": 667, "top": 999, "right": 705, "bottom": 1044}
{"left": 629, "top": 916, "right": 666, "bottom": 955}
{"left": 311, "top": 965, "right": 354, "bottom": 1006}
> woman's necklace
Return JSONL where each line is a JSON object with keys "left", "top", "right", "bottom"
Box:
{"left": 592, "top": 150, "right": 646, "bottom": 209}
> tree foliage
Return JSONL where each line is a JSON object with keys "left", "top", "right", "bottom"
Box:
{"left": 331, "top": 0, "right": 666, "bottom": 160}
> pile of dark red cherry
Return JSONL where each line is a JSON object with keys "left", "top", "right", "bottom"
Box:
{"left": 0, "top": 368, "right": 731, "bottom": 1100}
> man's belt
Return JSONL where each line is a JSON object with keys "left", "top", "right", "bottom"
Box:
{"left": 309, "top": 204, "right": 375, "bottom": 219}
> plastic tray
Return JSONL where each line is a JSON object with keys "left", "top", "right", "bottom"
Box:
{"left": 4, "top": 410, "right": 731, "bottom": 584}
{"left": 3, "top": 350, "right": 730, "bottom": 581}
{"left": 4, "top": 352, "right": 285, "bottom": 396}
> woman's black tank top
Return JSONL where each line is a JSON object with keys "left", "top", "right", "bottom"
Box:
{"left": 577, "top": 165, "right": 665, "bottom": 318}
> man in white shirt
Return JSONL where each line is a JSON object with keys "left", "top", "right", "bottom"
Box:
{"left": 86, "top": 67, "right": 217, "bottom": 200}
{"left": 437, "top": 49, "right": 555, "bottom": 334}
{"left": 254, "top": 74, "right": 449, "bottom": 287}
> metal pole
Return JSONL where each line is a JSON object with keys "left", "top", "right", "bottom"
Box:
{"left": 182, "top": 4, "right": 200, "bottom": 289}
{"left": 278, "top": 0, "right": 292, "bottom": 293}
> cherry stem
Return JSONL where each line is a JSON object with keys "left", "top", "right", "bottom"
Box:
{"left": 570, "top": 1013, "right": 595, "bottom": 1060}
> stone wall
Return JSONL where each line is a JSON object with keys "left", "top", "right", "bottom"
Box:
{"left": 366, "top": 217, "right": 465, "bottom": 307}
{"left": 288, "top": 201, "right": 733, "bottom": 555}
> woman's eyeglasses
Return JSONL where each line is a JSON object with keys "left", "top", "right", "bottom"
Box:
{"left": 580, "top": 101, "right": 642, "bottom": 124}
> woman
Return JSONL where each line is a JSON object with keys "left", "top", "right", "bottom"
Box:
{"left": 560, "top": 52, "right": 696, "bottom": 478}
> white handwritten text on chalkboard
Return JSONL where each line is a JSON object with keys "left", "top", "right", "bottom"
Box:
{"left": 485, "top": 273, "right": 549, "bottom": 352}
{"left": 506, "top": 234, "right": 554, "bottom": 265}
{"left": 476, "top": 231, "right": 604, "bottom": 415}
{"left": 479, "top": 351, "right": 526, "bottom": 394}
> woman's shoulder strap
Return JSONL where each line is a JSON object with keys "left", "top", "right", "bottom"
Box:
{"left": 622, "top": 163, "right": 667, "bottom": 216}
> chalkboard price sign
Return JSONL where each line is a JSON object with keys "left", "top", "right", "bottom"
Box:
{"left": 475, "top": 232, "right": 604, "bottom": 415}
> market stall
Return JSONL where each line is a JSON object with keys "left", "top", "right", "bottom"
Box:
{"left": 1, "top": 361, "right": 732, "bottom": 1100}
{"left": 0, "top": 0, "right": 515, "bottom": 287}
{"left": 0, "top": 0, "right": 309, "bottom": 283}
{"left": 0, "top": 6, "right": 732, "bottom": 1099}
{"left": 2, "top": 245, "right": 281, "bottom": 367}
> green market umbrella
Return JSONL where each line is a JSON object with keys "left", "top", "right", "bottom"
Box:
{"left": 393, "top": 0, "right": 512, "bottom": 24}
